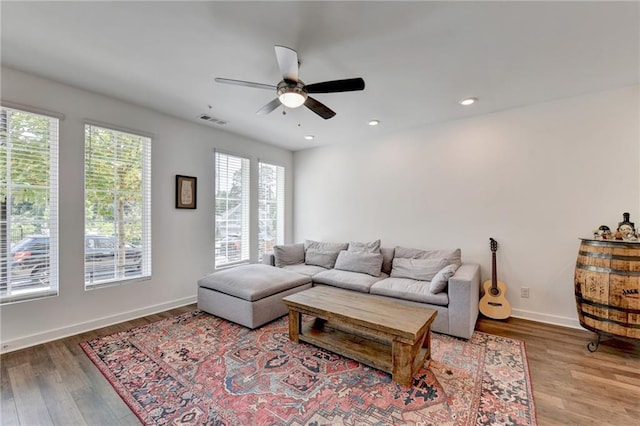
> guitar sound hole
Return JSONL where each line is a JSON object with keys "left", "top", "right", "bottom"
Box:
{"left": 490, "top": 287, "right": 500, "bottom": 296}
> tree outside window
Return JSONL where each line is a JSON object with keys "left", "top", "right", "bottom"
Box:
{"left": 84, "top": 124, "right": 151, "bottom": 286}
{"left": 1, "top": 106, "right": 59, "bottom": 303}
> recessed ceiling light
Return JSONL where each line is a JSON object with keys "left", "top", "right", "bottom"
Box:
{"left": 368, "top": 120, "right": 380, "bottom": 126}
{"left": 459, "top": 97, "right": 477, "bottom": 106}
{"left": 304, "top": 135, "right": 315, "bottom": 140}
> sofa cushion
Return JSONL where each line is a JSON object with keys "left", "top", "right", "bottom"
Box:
{"left": 370, "top": 277, "right": 449, "bottom": 306}
{"left": 197, "top": 264, "right": 311, "bottom": 302}
{"left": 348, "top": 239, "right": 381, "bottom": 253}
{"left": 430, "top": 264, "right": 459, "bottom": 293}
{"left": 390, "top": 257, "right": 448, "bottom": 281}
{"left": 304, "top": 240, "right": 349, "bottom": 269}
{"left": 334, "top": 250, "right": 383, "bottom": 276}
{"left": 281, "top": 263, "right": 329, "bottom": 277}
{"left": 273, "top": 243, "right": 305, "bottom": 267}
{"left": 394, "top": 246, "right": 462, "bottom": 267}
{"left": 312, "top": 269, "right": 388, "bottom": 293}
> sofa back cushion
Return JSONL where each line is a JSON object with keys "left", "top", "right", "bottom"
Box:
{"left": 394, "top": 246, "right": 462, "bottom": 267}
{"left": 304, "top": 240, "right": 348, "bottom": 269}
{"left": 348, "top": 239, "right": 381, "bottom": 253}
{"left": 334, "top": 250, "right": 383, "bottom": 276}
{"left": 390, "top": 257, "right": 449, "bottom": 281}
{"left": 273, "top": 243, "right": 305, "bottom": 267}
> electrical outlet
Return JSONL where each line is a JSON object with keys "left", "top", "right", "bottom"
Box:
{"left": 521, "top": 287, "right": 530, "bottom": 298}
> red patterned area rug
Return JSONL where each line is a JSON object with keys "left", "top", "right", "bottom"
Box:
{"left": 80, "top": 311, "right": 536, "bottom": 425}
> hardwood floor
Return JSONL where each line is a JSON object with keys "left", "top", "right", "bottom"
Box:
{"left": 476, "top": 316, "right": 640, "bottom": 425}
{"left": 1, "top": 305, "right": 195, "bottom": 426}
{"left": 1, "top": 305, "right": 639, "bottom": 425}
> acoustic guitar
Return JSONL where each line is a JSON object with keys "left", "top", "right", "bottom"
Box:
{"left": 479, "top": 238, "right": 512, "bottom": 320}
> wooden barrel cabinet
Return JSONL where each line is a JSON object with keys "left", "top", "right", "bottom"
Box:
{"left": 574, "top": 238, "right": 640, "bottom": 350}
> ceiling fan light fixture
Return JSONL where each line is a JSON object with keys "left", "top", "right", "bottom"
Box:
{"left": 279, "top": 92, "right": 306, "bottom": 108}
{"left": 277, "top": 81, "right": 308, "bottom": 108}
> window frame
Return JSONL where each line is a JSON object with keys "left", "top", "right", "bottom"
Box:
{"left": 213, "top": 151, "right": 287, "bottom": 268}
{"left": 214, "top": 150, "right": 251, "bottom": 268}
{"left": 0, "top": 104, "right": 60, "bottom": 305}
{"left": 83, "top": 122, "right": 152, "bottom": 289}
{"left": 258, "top": 160, "right": 285, "bottom": 261}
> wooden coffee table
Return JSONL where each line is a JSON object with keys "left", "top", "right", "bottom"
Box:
{"left": 282, "top": 285, "right": 437, "bottom": 386}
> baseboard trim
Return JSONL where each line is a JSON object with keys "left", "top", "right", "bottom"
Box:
{"left": 0, "top": 296, "right": 197, "bottom": 354}
{"left": 511, "top": 308, "right": 582, "bottom": 330}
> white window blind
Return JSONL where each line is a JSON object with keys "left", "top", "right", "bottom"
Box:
{"left": 84, "top": 124, "right": 151, "bottom": 288}
{"left": 1, "top": 106, "right": 59, "bottom": 304}
{"left": 258, "top": 162, "right": 285, "bottom": 260}
{"left": 215, "top": 151, "right": 250, "bottom": 267}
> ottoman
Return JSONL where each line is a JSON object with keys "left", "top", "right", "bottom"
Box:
{"left": 197, "top": 263, "right": 312, "bottom": 329}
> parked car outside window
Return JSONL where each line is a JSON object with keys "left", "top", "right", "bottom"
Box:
{"left": 6, "top": 235, "right": 142, "bottom": 288}
{"left": 215, "top": 234, "right": 241, "bottom": 261}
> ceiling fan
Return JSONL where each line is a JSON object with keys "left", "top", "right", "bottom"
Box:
{"left": 215, "top": 45, "right": 365, "bottom": 120}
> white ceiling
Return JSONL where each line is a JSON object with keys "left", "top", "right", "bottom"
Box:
{"left": 2, "top": 1, "right": 638, "bottom": 151}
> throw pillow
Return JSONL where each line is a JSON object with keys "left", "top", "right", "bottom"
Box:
{"left": 304, "top": 240, "right": 348, "bottom": 269}
{"left": 348, "top": 239, "right": 381, "bottom": 253}
{"left": 273, "top": 243, "right": 305, "bottom": 267}
{"left": 305, "top": 249, "right": 342, "bottom": 269}
{"left": 390, "top": 257, "right": 448, "bottom": 281}
{"left": 334, "top": 250, "right": 383, "bottom": 277}
{"left": 429, "top": 264, "right": 459, "bottom": 293}
{"left": 394, "top": 246, "right": 462, "bottom": 267}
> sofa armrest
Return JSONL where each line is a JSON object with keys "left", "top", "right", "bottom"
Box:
{"left": 262, "top": 253, "right": 276, "bottom": 266}
{"left": 447, "top": 263, "right": 480, "bottom": 339}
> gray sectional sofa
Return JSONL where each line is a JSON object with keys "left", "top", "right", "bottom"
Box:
{"left": 263, "top": 239, "right": 480, "bottom": 339}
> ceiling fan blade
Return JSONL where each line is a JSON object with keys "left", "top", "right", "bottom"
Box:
{"left": 304, "top": 96, "right": 336, "bottom": 120}
{"left": 305, "top": 77, "right": 365, "bottom": 93}
{"left": 274, "top": 45, "right": 299, "bottom": 82}
{"left": 256, "top": 98, "right": 282, "bottom": 115}
{"left": 215, "top": 78, "right": 276, "bottom": 90}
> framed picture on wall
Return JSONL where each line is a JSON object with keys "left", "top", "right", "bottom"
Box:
{"left": 176, "top": 175, "right": 197, "bottom": 209}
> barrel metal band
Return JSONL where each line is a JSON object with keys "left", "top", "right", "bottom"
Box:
{"left": 581, "top": 239, "right": 640, "bottom": 249}
{"left": 575, "top": 262, "right": 640, "bottom": 276}
{"left": 580, "top": 310, "right": 640, "bottom": 330}
{"left": 575, "top": 295, "right": 640, "bottom": 315}
{"left": 578, "top": 250, "right": 640, "bottom": 262}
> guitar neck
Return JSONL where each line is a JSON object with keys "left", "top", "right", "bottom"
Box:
{"left": 491, "top": 252, "right": 497, "bottom": 290}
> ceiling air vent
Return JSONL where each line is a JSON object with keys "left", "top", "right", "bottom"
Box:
{"left": 199, "top": 114, "right": 227, "bottom": 126}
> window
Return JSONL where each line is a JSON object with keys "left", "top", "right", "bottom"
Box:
{"left": 84, "top": 124, "right": 151, "bottom": 287}
{"left": 258, "top": 161, "right": 285, "bottom": 260}
{"left": 214, "top": 151, "right": 249, "bottom": 266}
{"left": 1, "top": 106, "right": 59, "bottom": 304}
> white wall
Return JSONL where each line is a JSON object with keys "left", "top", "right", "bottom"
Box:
{"left": 293, "top": 85, "right": 640, "bottom": 328}
{"left": 0, "top": 67, "right": 294, "bottom": 352}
